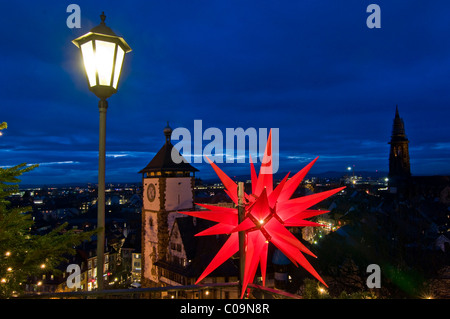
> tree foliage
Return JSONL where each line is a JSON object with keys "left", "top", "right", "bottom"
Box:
{"left": 0, "top": 162, "right": 95, "bottom": 298}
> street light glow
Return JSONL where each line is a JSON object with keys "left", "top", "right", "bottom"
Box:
{"left": 72, "top": 12, "right": 131, "bottom": 100}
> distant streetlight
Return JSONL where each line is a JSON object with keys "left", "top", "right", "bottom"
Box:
{"left": 347, "top": 165, "right": 355, "bottom": 177}
{"left": 72, "top": 12, "right": 131, "bottom": 291}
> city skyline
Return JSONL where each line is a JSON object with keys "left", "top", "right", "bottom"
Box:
{"left": 1, "top": 1, "right": 450, "bottom": 185}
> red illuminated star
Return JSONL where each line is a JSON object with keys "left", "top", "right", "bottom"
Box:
{"left": 180, "top": 130, "right": 345, "bottom": 298}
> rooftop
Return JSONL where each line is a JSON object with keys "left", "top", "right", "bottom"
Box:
{"left": 139, "top": 123, "right": 198, "bottom": 174}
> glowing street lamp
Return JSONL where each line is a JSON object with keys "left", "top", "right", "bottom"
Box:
{"left": 72, "top": 12, "right": 131, "bottom": 290}
{"left": 72, "top": 12, "right": 131, "bottom": 100}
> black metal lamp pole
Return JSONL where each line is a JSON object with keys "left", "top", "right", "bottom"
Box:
{"left": 72, "top": 12, "right": 131, "bottom": 291}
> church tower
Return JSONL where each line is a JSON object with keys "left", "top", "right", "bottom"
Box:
{"left": 388, "top": 106, "right": 411, "bottom": 191}
{"left": 139, "top": 123, "right": 198, "bottom": 287}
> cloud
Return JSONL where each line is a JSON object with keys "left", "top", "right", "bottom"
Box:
{"left": 33, "top": 161, "right": 80, "bottom": 166}
{"left": 431, "top": 143, "right": 450, "bottom": 150}
{"left": 106, "top": 153, "right": 130, "bottom": 158}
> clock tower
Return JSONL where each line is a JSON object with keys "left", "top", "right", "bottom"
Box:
{"left": 139, "top": 123, "right": 198, "bottom": 287}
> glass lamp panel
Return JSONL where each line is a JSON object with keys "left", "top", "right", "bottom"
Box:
{"left": 80, "top": 41, "right": 97, "bottom": 87}
{"left": 112, "top": 47, "right": 125, "bottom": 89}
{"left": 94, "top": 40, "right": 116, "bottom": 86}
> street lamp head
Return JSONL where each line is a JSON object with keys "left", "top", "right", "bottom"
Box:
{"left": 72, "top": 12, "right": 131, "bottom": 100}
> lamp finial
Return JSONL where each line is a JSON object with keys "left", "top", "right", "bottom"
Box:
{"left": 100, "top": 12, "right": 106, "bottom": 24}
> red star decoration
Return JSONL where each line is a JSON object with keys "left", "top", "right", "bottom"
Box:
{"left": 180, "top": 130, "right": 345, "bottom": 298}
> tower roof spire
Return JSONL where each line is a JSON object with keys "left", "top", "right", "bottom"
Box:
{"left": 391, "top": 105, "right": 406, "bottom": 139}
{"left": 163, "top": 121, "right": 172, "bottom": 144}
{"left": 395, "top": 105, "right": 399, "bottom": 118}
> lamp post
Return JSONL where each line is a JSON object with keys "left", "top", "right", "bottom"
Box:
{"left": 237, "top": 182, "right": 245, "bottom": 296}
{"left": 72, "top": 12, "right": 131, "bottom": 290}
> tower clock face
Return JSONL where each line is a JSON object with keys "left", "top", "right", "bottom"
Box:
{"left": 147, "top": 183, "right": 156, "bottom": 202}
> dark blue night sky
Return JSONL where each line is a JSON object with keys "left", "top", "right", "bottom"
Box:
{"left": 1, "top": 1, "right": 449, "bottom": 185}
